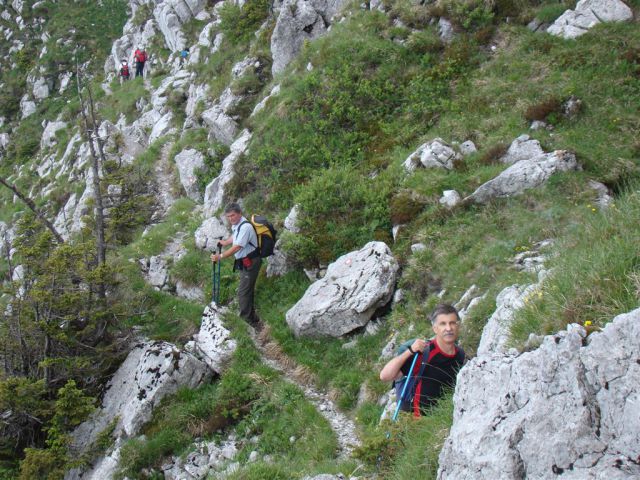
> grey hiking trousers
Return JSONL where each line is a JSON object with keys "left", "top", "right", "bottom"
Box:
{"left": 238, "top": 256, "right": 261, "bottom": 323}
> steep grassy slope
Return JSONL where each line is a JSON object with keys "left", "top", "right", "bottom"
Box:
{"left": 0, "top": 0, "right": 639, "bottom": 478}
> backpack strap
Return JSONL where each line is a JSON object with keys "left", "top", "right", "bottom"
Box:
{"left": 412, "top": 340, "right": 434, "bottom": 417}
{"left": 236, "top": 220, "right": 258, "bottom": 251}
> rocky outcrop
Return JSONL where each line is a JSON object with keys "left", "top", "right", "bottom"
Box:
{"left": 286, "top": 241, "right": 399, "bottom": 337}
{"left": 271, "top": 0, "right": 348, "bottom": 75}
{"left": 500, "top": 134, "right": 544, "bottom": 165}
{"left": 174, "top": 148, "right": 205, "bottom": 201}
{"left": 40, "top": 120, "right": 67, "bottom": 150}
{"left": 547, "top": 0, "right": 633, "bottom": 39}
{"left": 194, "top": 216, "right": 229, "bottom": 252}
{"left": 476, "top": 280, "right": 542, "bottom": 356}
{"left": 203, "top": 129, "right": 252, "bottom": 216}
{"left": 70, "top": 341, "right": 212, "bottom": 454}
{"left": 438, "top": 308, "right": 640, "bottom": 479}
{"left": 161, "top": 437, "right": 240, "bottom": 480}
{"left": 403, "top": 138, "right": 461, "bottom": 172}
{"left": 185, "top": 303, "right": 237, "bottom": 375}
{"left": 466, "top": 150, "right": 579, "bottom": 204}
{"left": 439, "top": 190, "right": 461, "bottom": 209}
{"left": 266, "top": 204, "right": 300, "bottom": 277}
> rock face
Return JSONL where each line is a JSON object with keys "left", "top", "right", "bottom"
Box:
{"left": 266, "top": 204, "right": 300, "bottom": 277}
{"left": 467, "top": 150, "right": 579, "bottom": 204}
{"left": 203, "top": 129, "right": 252, "bottom": 216}
{"left": 547, "top": 0, "right": 633, "bottom": 39}
{"left": 271, "top": 0, "right": 348, "bottom": 75}
{"left": 403, "top": 138, "right": 461, "bottom": 172}
{"left": 70, "top": 341, "right": 212, "bottom": 452}
{"left": 174, "top": 148, "right": 205, "bottom": 201}
{"left": 194, "top": 216, "right": 229, "bottom": 252}
{"left": 286, "top": 241, "right": 399, "bottom": 337}
{"left": 476, "top": 282, "right": 541, "bottom": 356}
{"left": 438, "top": 308, "right": 640, "bottom": 479}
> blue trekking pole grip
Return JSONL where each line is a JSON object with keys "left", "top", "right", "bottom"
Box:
{"left": 392, "top": 352, "right": 419, "bottom": 422}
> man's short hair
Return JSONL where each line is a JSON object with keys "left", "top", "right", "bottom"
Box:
{"left": 429, "top": 303, "right": 460, "bottom": 325}
{"left": 224, "top": 202, "right": 242, "bottom": 215}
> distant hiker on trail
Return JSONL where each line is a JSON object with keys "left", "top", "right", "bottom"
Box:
{"left": 119, "top": 60, "right": 130, "bottom": 83}
{"left": 179, "top": 48, "right": 189, "bottom": 67}
{"left": 380, "top": 304, "right": 466, "bottom": 416}
{"left": 210, "top": 203, "right": 262, "bottom": 327}
{"left": 133, "top": 47, "right": 147, "bottom": 78}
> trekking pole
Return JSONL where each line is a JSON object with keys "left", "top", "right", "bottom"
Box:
{"left": 211, "top": 239, "right": 223, "bottom": 304}
{"left": 391, "top": 352, "right": 419, "bottom": 422}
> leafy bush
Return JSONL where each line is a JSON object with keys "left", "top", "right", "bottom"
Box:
{"left": 284, "top": 166, "right": 391, "bottom": 265}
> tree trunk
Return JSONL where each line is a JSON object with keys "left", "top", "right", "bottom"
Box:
{"left": 0, "top": 176, "right": 65, "bottom": 244}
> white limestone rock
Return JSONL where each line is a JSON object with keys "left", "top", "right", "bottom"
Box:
{"left": 40, "top": 120, "right": 67, "bottom": 150}
{"left": 467, "top": 150, "right": 579, "bottom": 204}
{"left": 201, "top": 104, "right": 238, "bottom": 146}
{"left": 70, "top": 340, "right": 212, "bottom": 452}
{"left": 439, "top": 190, "right": 462, "bottom": 209}
{"left": 251, "top": 84, "right": 281, "bottom": 116}
{"left": 20, "top": 94, "right": 36, "bottom": 119}
{"left": 266, "top": 204, "right": 300, "bottom": 278}
{"left": 588, "top": 180, "right": 613, "bottom": 209}
{"left": 174, "top": 148, "right": 205, "bottom": 201}
{"left": 459, "top": 140, "right": 477, "bottom": 156}
{"left": 189, "top": 303, "right": 237, "bottom": 374}
{"left": 438, "top": 18, "right": 455, "bottom": 44}
{"left": 175, "top": 281, "right": 204, "bottom": 302}
{"left": 31, "top": 76, "right": 49, "bottom": 100}
{"left": 500, "top": 134, "right": 544, "bottom": 165}
{"left": 149, "top": 111, "right": 175, "bottom": 143}
{"left": 0, "top": 133, "right": 10, "bottom": 151}
{"left": 203, "top": 129, "right": 252, "bottom": 216}
{"left": 547, "top": 0, "right": 633, "bottom": 39}
{"left": 403, "top": 138, "right": 461, "bottom": 172}
{"left": 477, "top": 282, "right": 541, "bottom": 356}
{"left": 438, "top": 308, "right": 640, "bottom": 479}
{"left": 286, "top": 241, "right": 399, "bottom": 337}
{"left": 194, "top": 216, "right": 229, "bottom": 252}
{"left": 271, "top": 0, "right": 348, "bottom": 75}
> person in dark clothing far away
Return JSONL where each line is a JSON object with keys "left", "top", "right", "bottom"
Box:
{"left": 133, "top": 47, "right": 147, "bottom": 78}
{"left": 210, "top": 203, "right": 262, "bottom": 326}
{"left": 380, "top": 304, "right": 466, "bottom": 416}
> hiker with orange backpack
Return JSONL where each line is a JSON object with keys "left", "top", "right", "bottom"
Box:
{"left": 380, "top": 304, "right": 466, "bottom": 418}
{"left": 210, "top": 203, "right": 276, "bottom": 327}
{"left": 133, "top": 47, "right": 147, "bottom": 78}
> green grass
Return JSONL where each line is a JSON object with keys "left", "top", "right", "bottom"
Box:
{"left": 255, "top": 271, "right": 390, "bottom": 410}
{"left": 99, "top": 77, "right": 149, "bottom": 123}
{"left": 510, "top": 182, "right": 640, "bottom": 345}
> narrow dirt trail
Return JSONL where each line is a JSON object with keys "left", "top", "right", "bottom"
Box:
{"left": 250, "top": 326, "right": 361, "bottom": 458}
{"left": 154, "top": 141, "right": 177, "bottom": 216}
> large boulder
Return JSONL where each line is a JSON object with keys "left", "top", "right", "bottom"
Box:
{"left": 466, "top": 150, "right": 579, "bottom": 204}
{"left": 70, "top": 341, "right": 212, "bottom": 452}
{"left": 271, "top": 0, "right": 348, "bottom": 75}
{"left": 286, "top": 241, "right": 399, "bottom": 337}
{"left": 174, "top": 148, "right": 205, "bottom": 201}
{"left": 547, "top": 0, "right": 633, "bottom": 39}
{"left": 203, "top": 129, "right": 252, "bottom": 216}
{"left": 438, "top": 308, "right": 640, "bottom": 479}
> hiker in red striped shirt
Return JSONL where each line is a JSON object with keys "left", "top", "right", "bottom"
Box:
{"left": 380, "top": 304, "right": 466, "bottom": 416}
